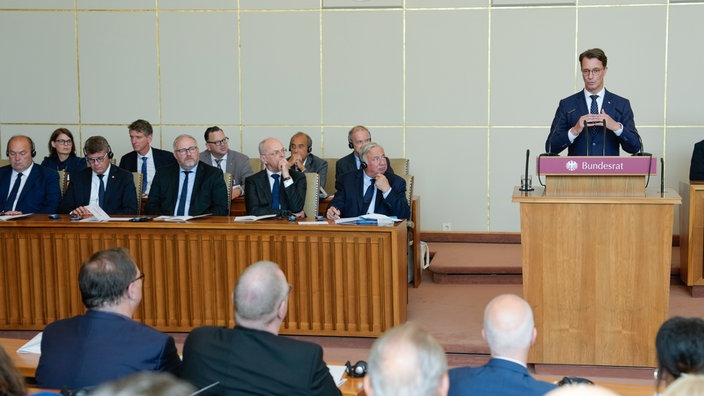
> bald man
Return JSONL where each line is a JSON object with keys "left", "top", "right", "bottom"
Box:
{"left": 448, "top": 294, "right": 557, "bottom": 396}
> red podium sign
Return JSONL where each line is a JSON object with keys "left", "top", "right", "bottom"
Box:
{"left": 537, "top": 156, "right": 657, "bottom": 176}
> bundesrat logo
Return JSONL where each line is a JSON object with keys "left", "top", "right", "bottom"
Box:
{"left": 566, "top": 160, "right": 578, "bottom": 172}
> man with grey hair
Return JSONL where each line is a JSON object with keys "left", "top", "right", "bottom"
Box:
{"left": 179, "top": 261, "right": 341, "bottom": 395}
{"left": 448, "top": 294, "right": 557, "bottom": 396}
{"left": 364, "top": 322, "right": 448, "bottom": 396}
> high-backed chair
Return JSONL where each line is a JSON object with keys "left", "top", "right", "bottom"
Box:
{"left": 0, "top": 159, "right": 9, "bottom": 167}
{"left": 223, "top": 172, "right": 233, "bottom": 211}
{"left": 132, "top": 172, "right": 143, "bottom": 215}
{"left": 57, "top": 170, "right": 69, "bottom": 198}
{"left": 249, "top": 158, "right": 262, "bottom": 172}
{"left": 389, "top": 158, "right": 409, "bottom": 175}
{"left": 324, "top": 158, "right": 337, "bottom": 196}
{"left": 303, "top": 172, "right": 320, "bottom": 219}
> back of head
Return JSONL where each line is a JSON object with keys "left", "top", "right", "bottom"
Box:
{"left": 79, "top": 248, "right": 138, "bottom": 309}
{"left": 128, "top": 119, "right": 153, "bottom": 137}
{"left": 91, "top": 372, "right": 195, "bottom": 396}
{"left": 234, "top": 261, "right": 289, "bottom": 327}
{"left": 656, "top": 316, "right": 704, "bottom": 386}
{"left": 483, "top": 294, "right": 535, "bottom": 359}
{"left": 366, "top": 322, "right": 447, "bottom": 396}
{"left": 663, "top": 374, "right": 704, "bottom": 396}
{"left": 84, "top": 135, "right": 111, "bottom": 156}
{"left": 0, "top": 346, "right": 27, "bottom": 396}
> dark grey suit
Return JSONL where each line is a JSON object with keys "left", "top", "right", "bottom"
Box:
{"left": 199, "top": 149, "right": 254, "bottom": 194}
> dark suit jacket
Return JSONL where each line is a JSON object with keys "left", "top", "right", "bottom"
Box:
{"left": 179, "top": 325, "right": 341, "bottom": 396}
{"left": 328, "top": 169, "right": 409, "bottom": 219}
{"left": 118, "top": 147, "right": 176, "bottom": 172}
{"left": 0, "top": 163, "right": 60, "bottom": 214}
{"left": 35, "top": 310, "right": 181, "bottom": 390}
{"left": 289, "top": 153, "right": 329, "bottom": 190}
{"left": 545, "top": 89, "right": 642, "bottom": 156}
{"left": 690, "top": 140, "right": 704, "bottom": 181}
{"left": 40, "top": 155, "right": 87, "bottom": 178}
{"left": 145, "top": 162, "right": 229, "bottom": 216}
{"left": 58, "top": 165, "right": 138, "bottom": 215}
{"left": 448, "top": 358, "right": 557, "bottom": 396}
{"left": 244, "top": 169, "right": 306, "bottom": 216}
{"left": 335, "top": 152, "right": 394, "bottom": 187}
{"left": 199, "top": 149, "right": 254, "bottom": 193}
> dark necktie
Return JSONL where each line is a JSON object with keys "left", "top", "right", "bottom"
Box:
{"left": 362, "top": 178, "right": 376, "bottom": 214}
{"left": 215, "top": 158, "right": 223, "bottom": 171}
{"left": 590, "top": 94, "right": 599, "bottom": 115}
{"left": 97, "top": 174, "right": 105, "bottom": 208}
{"left": 271, "top": 174, "right": 280, "bottom": 209}
{"left": 4, "top": 172, "right": 23, "bottom": 212}
{"left": 176, "top": 171, "right": 191, "bottom": 216}
{"left": 141, "top": 157, "right": 148, "bottom": 194}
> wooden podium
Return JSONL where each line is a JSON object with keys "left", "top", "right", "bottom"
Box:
{"left": 513, "top": 156, "right": 680, "bottom": 367}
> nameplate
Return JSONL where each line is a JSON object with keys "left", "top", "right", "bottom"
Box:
{"left": 537, "top": 156, "right": 657, "bottom": 175}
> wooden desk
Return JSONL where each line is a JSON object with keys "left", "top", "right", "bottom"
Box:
{"left": 0, "top": 216, "right": 407, "bottom": 336}
{"left": 679, "top": 182, "right": 704, "bottom": 295}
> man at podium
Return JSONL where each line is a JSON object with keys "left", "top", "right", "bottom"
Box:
{"left": 545, "top": 48, "right": 642, "bottom": 156}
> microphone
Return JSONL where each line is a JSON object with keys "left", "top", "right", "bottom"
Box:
{"left": 544, "top": 108, "right": 576, "bottom": 156}
{"left": 660, "top": 157, "right": 665, "bottom": 195}
{"left": 584, "top": 120, "right": 590, "bottom": 156}
{"left": 519, "top": 149, "right": 534, "bottom": 192}
{"left": 602, "top": 119, "right": 606, "bottom": 156}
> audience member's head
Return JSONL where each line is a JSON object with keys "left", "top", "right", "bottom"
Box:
{"left": 172, "top": 134, "right": 200, "bottom": 171}
{"left": 662, "top": 374, "right": 704, "bottom": 396}
{"left": 79, "top": 248, "right": 143, "bottom": 315}
{"left": 655, "top": 317, "right": 704, "bottom": 389}
{"left": 258, "top": 138, "right": 287, "bottom": 173}
{"left": 348, "top": 125, "right": 371, "bottom": 156}
{"left": 359, "top": 142, "right": 387, "bottom": 177}
{"left": 483, "top": 294, "right": 536, "bottom": 363}
{"left": 364, "top": 322, "right": 448, "bottom": 396}
{"left": 6, "top": 135, "right": 35, "bottom": 173}
{"left": 234, "top": 260, "right": 290, "bottom": 334}
{"left": 289, "top": 131, "right": 312, "bottom": 160}
{"left": 0, "top": 345, "right": 26, "bottom": 396}
{"left": 128, "top": 119, "right": 154, "bottom": 156}
{"left": 91, "top": 372, "right": 195, "bottom": 396}
{"left": 83, "top": 136, "right": 113, "bottom": 175}
{"left": 203, "top": 126, "right": 231, "bottom": 159}
{"left": 546, "top": 384, "right": 619, "bottom": 396}
{"left": 48, "top": 128, "right": 78, "bottom": 158}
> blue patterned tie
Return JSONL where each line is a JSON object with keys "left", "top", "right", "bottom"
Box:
{"left": 140, "top": 156, "right": 148, "bottom": 194}
{"left": 590, "top": 94, "right": 599, "bottom": 115}
{"left": 4, "top": 172, "right": 23, "bottom": 212}
{"left": 97, "top": 174, "right": 105, "bottom": 208}
{"left": 176, "top": 171, "right": 191, "bottom": 216}
{"left": 271, "top": 174, "right": 280, "bottom": 209}
{"left": 215, "top": 158, "right": 223, "bottom": 171}
{"left": 362, "top": 178, "right": 376, "bottom": 214}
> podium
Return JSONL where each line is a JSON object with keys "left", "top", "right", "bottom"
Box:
{"left": 513, "top": 156, "right": 680, "bottom": 367}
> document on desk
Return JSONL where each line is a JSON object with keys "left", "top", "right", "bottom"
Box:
{"left": 334, "top": 214, "right": 399, "bottom": 226}
{"left": 327, "top": 365, "right": 347, "bottom": 387}
{"left": 0, "top": 213, "right": 33, "bottom": 221}
{"left": 17, "top": 332, "right": 42, "bottom": 354}
{"left": 154, "top": 214, "right": 212, "bottom": 222}
{"left": 233, "top": 214, "right": 276, "bottom": 222}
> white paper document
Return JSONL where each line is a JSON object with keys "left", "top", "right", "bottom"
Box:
{"left": 327, "top": 365, "right": 347, "bottom": 387}
{"left": 234, "top": 214, "right": 277, "bottom": 222}
{"left": 17, "top": 332, "right": 42, "bottom": 354}
{"left": 0, "top": 213, "right": 33, "bottom": 221}
{"left": 154, "top": 214, "right": 212, "bottom": 222}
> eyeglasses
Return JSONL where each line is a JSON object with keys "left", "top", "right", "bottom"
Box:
{"left": 132, "top": 273, "right": 145, "bottom": 283}
{"left": 174, "top": 146, "right": 198, "bottom": 155}
{"left": 86, "top": 153, "right": 108, "bottom": 164}
{"left": 55, "top": 139, "right": 72, "bottom": 145}
{"left": 207, "top": 137, "right": 229, "bottom": 146}
{"left": 581, "top": 68, "right": 603, "bottom": 77}
{"left": 265, "top": 148, "right": 287, "bottom": 157}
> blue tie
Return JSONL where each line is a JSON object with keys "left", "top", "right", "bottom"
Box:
{"left": 271, "top": 174, "right": 280, "bottom": 209}
{"left": 590, "top": 94, "right": 599, "bottom": 115}
{"left": 362, "top": 178, "right": 376, "bottom": 214}
{"left": 97, "top": 174, "right": 105, "bottom": 208}
{"left": 4, "top": 172, "right": 23, "bottom": 212}
{"left": 141, "top": 156, "right": 148, "bottom": 194}
{"left": 176, "top": 171, "right": 191, "bottom": 216}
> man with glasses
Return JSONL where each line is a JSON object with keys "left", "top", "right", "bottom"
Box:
{"left": 146, "top": 134, "right": 229, "bottom": 216}
{"left": 36, "top": 248, "right": 181, "bottom": 390}
{"left": 59, "top": 136, "right": 138, "bottom": 217}
{"left": 545, "top": 48, "right": 642, "bottom": 156}
{"left": 118, "top": 119, "right": 176, "bottom": 195}
{"left": 180, "top": 260, "right": 341, "bottom": 395}
{"left": 0, "top": 135, "right": 61, "bottom": 214}
{"left": 244, "top": 137, "right": 306, "bottom": 217}
{"left": 198, "top": 126, "right": 254, "bottom": 199}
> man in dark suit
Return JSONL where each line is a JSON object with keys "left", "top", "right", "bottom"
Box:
{"left": 287, "top": 131, "right": 329, "bottom": 190}
{"left": 179, "top": 260, "right": 341, "bottom": 396}
{"left": 364, "top": 322, "right": 448, "bottom": 396}
{"left": 118, "top": 119, "right": 176, "bottom": 195}
{"left": 448, "top": 294, "right": 557, "bottom": 396}
{"left": 35, "top": 248, "right": 181, "bottom": 390}
{"left": 545, "top": 48, "right": 642, "bottom": 156}
{"left": 0, "top": 135, "right": 61, "bottom": 214}
{"left": 198, "top": 126, "right": 254, "bottom": 199}
{"left": 690, "top": 139, "right": 704, "bottom": 181}
{"left": 245, "top": 137, "right": 306, "bottom": 217}
{"left": 335, "top": 125, "right": 393, "bottom": 187}
{"left": 145, "top": 134, "right": 229, "bottom": 216}
{"left": 59, "top": 136, "right": 138, "bottom": 216}
{"left": 327, "top": 142, "right": 409, "bottom": 220}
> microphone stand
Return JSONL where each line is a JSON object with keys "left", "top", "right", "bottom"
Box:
{"left": 602, "top": 119, "right": 607, "bottom": 156}
{"left": 584, "top": 120, "right": 590, "bottom": 156}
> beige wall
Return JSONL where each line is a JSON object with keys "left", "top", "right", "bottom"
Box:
{"left": 0, "top": 0, "right": 702, "bottom": 232}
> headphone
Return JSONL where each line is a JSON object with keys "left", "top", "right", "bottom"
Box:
{"left": 360, "top": 159, "right": 367, "bottom": 169}
{"left": 6, "top": 136, "right": 36, "bottom": 158}
{"left": 345, "top": 360, "right": 367, "bottom": 378}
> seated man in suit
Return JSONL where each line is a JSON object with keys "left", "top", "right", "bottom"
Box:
{"left": 287, "top": 131, "right": 329, "bottom": 190}
{"left": 364, "top": 322, "right": 448, "bottom": 396}
{"left": 179, "top": 260, "right": 341, "bottom": 395}
{"left": 448, "top": 294, "right": 557, "bottom": 396}
{"left": 327, "top": 142, "right": 409, "bottom": 220}
{"left": 0, "top": 135, "right": 61, "bottom": 214}
{"left": 244, "top": 137, "right": 306, "bottom": 217}
{"left": 198, "top": 126, "right": 254, "bottom": 199}
{"left": 36, "top": 248, "right": 181, "bottom": 390}
{"left": 335, "top": 125, "right": 393, "bottom": 186}
{"left": 145, "top": 134, "right": 229, "bottom": 216}
{"left": 59, "top": 136, "right": 138, "bottom": 217}
{"left": 118, "top": 119, "right": 176, "bottom": 195}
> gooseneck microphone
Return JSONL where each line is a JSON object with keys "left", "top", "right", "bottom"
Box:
{"left": 601, "top": 119, "right": 607, "bottom": 156}
{"left": 660, "top": 158, "right": 665, "bottom": 195}
{"left": 519, "top": 149, "right": 534, "bottom": 192}
{"left": 544, "top": 108, "right": 576, "bottom": 156}
{"left": 584, "top": 120, "right": 590, "bottom": 156}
